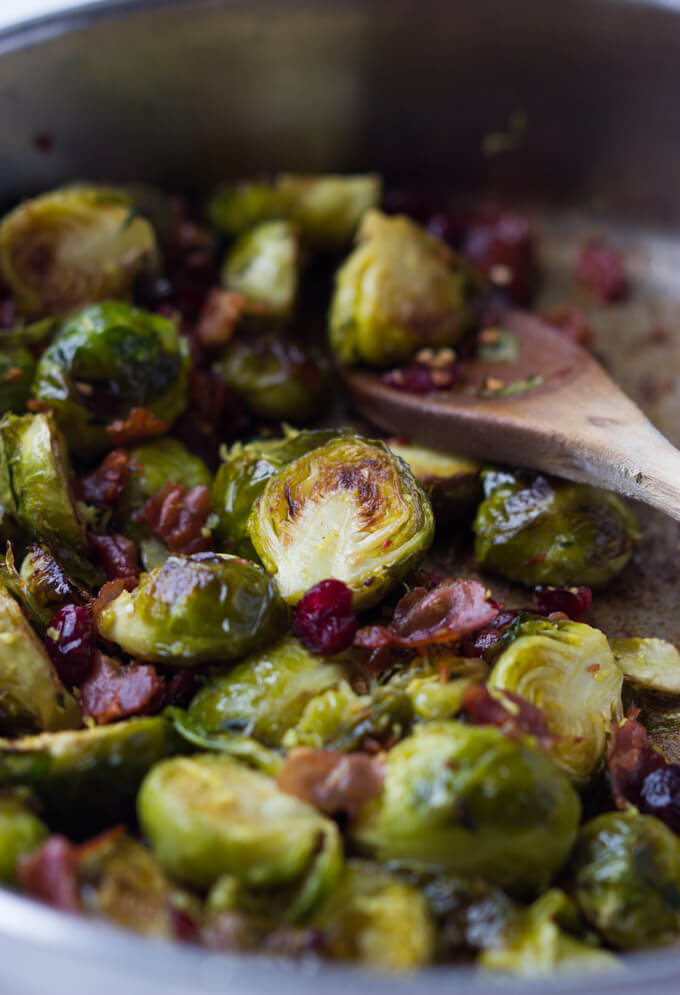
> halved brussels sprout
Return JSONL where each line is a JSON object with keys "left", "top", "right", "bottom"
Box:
{"left": 207, "top": 174, "right": 381, "bottom": 249}
{"left": 352, "top": 721, "right": 580, "bottom": 894}
{"left": 169, "top": 708, "right": 283, "bottom": 776}
{"left": 247, "top": 435, "right": 434, "bottom": 609}
{"left": 14, "top": 545, "right": 87, "bottom": 628}
{"left": 329, "top": 210, "right": 483, "bottom": 367}
{"left": 480, "top": 889, "right": 618, "bottom": 976}
{"left": 488, "top": 618, "right": 623, "bottom": 782}
{"left": 188, "top": 635, "right": 347, "bottom": 746}
{"left": 0, "top": 187, "right": 158, "bottom": 318}
{"left": 213, "top": 335, "right": 326, "bottom": 422}
{"left": 138, "top": 754, "right": 342, "bottom": 919}
{"left": 96, "top": 552, "right": 288, "bottom": 666}
{"left": 0, "top": 349, "right": 36, "bottom": 415}
{"left": 283, "top": 684, "right": 413, "bottom": 753}
{"left": 568, "top": 811, "right": 680, "bottom": 949}
{"left": 31, "top": 301, "right": 189, "bottom": 456}
{"left": 473, "top": 469, "right": 640, "bottom": 588}
{"left": 0, "top": 717, "right": 181, "bottom": 835}
{"left": 221, "top": 220, "right": 300, "bottom": 322}
{"left": 610, "top": 638, "right": 680, "bottom": 695}
{"left": 386, "top": 441, "right": 482, "bottom": 524}
{"left": 212, "top": 428, "right": 341, "bottom": 554}
{"left": 312, "top": 860, "right": 435, "bottom": 969}
{"left": 0, "top": 795, "right": 48, "bottom": 884}
{"left": 0, "top": 583, "right": 80, "bottom": 733}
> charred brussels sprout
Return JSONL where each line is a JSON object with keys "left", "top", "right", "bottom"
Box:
{"left": 312, "top": 860, "right": 435, "bottom": 969}
{"left": 221, "top": 220, "right": 300, "bottom": 322}
{"left": 207, "top": 174, "right": 381, "bottom": 249}
{"left": 568, "top": 811, "right": 680, "bottom": 949}
{"left": 0, "top": 349, "right": 36, "bottom": 415}
{"left": 212, "top": 428, "right": 341, "bottom": 554}
{"left": 0, "top": 583, "right": 80, "bottom": 733}
{"left": 213, "top": 336, "right": 326, "bottom": 422}
{"left": 138, "top": 754, "right": 342, "bottom": 919}
{"left": 489, "top": 618, "right": 623, "bottom": 782}
{"left": 473, "top": 469, "right": 639, "bottom": 588}
{"left": 15, "top": 545, "right": 86, "bottom": 628}
{"left": 351, "top": 721, "right": 580, "bottom": 894}
{"left": 0, "top": 717, "right": 181, "bottom": 835}
{"left": 31, "top": 301, "right": 189, "bottom": 456}
{"left": 610, "top": 638, "right": 680, "bottom": 694}
{"left": 386, "top": 441, "right": 482, "bottom": 524}
{"left": 329, "top": 210, "right": 483, "bottom": 367}
{"left": 247, "top": 435, "right": 434, "bottom": 609}
{"left": 0, "top": 795, "right": 48, "bottom": 884}
{"left": 189, "top": 636, "right": 347, "bottom": 746}
{"left": 96, "top": 552, "right": 288, "bottom": 666}
{"left": 0, "top": 187, "right": 158, "bottom": 318}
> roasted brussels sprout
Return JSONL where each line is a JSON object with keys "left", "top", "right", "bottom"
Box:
{"left": 0, "top": 583, "right": 80, "bottom": 733}
{"left": 221, "top": 220, "right": 300, "bottom": 322}
{"left": 351, "top": 721, "right": 580, "bottom": 893}
{"left": 329, "top": 210, "right": 483, "bottom": 367}
{"left": 96, "top": 552, "right": 288, "bottom": 665}
{"left": 0, "top": 349, "right": 36, "bottom": 415}
{"left": 312, "top": 860, "right": 435, "bottom": 969}
{"left": 207, "top": 174, "right": 381, "bottom": 248}
{"left": 0, "top": 717, "right": 181, "bottom": 835}
{"left": 473, "top": 469, "right": 640, "bottom": 588}
{"left": 386, "top": 441, "right": 482, "bottom": 524}
{"left": 0, "top": 187, "right": 158, "bottom": 318}
{"left": 568, "top": 811, "right": 680, "bottom": 949}
{"left": 31, "top": 301, "right": 189, "bottom": 456}
{"left": 0, "top": 795, "right": 48, "bottom": 884}
{"left": 15, "top": 545, "right": 86, "bottom": 628}
{"left": 138, "top": 754, "right": 342, "bottom": 919}
{"left": 610, "top": 637, "right": 680, "bottom": 694}
{"left": 169, "top": 708, "right": 283, "bottom": 776}
{"left": 189, "top": 636, "right": 347, "bottom": 746}
{"left": 211, "top": 428, "right": 341, "bottom": 554}
{"left": 284, "top": 685, "right": 413, "bottom": 753}
{"left": 488, "top": 618, "right": 623, "bottom": 782}
{"left": 247, "top": 435, "right": 434, "bottom": 609}
{"left": 480, "top": 889, "right": 617, "bottom": 976}
{"left": 213, "top": 335, "right": 326, "bottom": 422}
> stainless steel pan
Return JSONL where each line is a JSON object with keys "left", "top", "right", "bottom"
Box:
{"left": 2, "top": 1, "right": 680, "bottom": 991}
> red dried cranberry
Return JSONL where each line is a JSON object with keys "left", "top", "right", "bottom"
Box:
{"left": 382, "top": 362, "right": 459, "bottom": 394}
{"left": 534, "top": 585, "right": 592, "bottom": 622}
{"left": 462, "top": 203, "right": 534, "bottom": 305}
{"left": 640, "top": 764, "right": 680, "bottom": 833}
{"left": 576, "top": 238, "right": 629, "bottom": 303}
{"left": 45, "top": 604, "right": 95, "bottom": 686}
{"left": 292, "top": 579, "right": 358, "bottom": 655}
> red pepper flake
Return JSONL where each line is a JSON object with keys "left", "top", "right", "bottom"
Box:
{"left": 576, "top": 237, "right": 629, "bottom": 303}
{"left": 106, "top": 407, "right": 168, "bottom": 447}
{"left": 133, "top": 481, "right": 213, "bottom": 555}
{"left": 586, "top": 663, "right": 600, "bottom": 673}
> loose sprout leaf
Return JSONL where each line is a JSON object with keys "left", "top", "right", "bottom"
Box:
{"left": 168, "top": 708, "right": 283, "bottom": 776}
{"left": 610, "top": 638, "right": 680, "bottom": 694}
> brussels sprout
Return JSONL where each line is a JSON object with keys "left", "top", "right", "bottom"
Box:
{"left": 212, "top": 428, "right": 341, "bottom": 554}
{"left": 138, "top": 754, "right": 342, "bottom": 919}
{"left": 169, "top": 708, "right": 283, "bottom": 776}
{"left": 31, "top": 301, "right": 189, "bottom": 456}
{"left": 351, "top": 721, "right": 580, "bottom": 893}
{"left": 96, "top": 552, "right": 288, "bottom": 666}
{"left": 0, "top": 583, "right": 80, "bottom": 734}
{"left": 473, "top": 469, "right": 640, "bottom": 588}
{"left": 610, "top": 638, "right": 680, "bottom": 695}
{"left": 207, "top": 174, "right": 381, "bottom": 248}
{"left": 11, "top": 545, "right": 87, "bottom": 628}
{"left": 480, "top": 889, "right": 618, "bottom": 976}
{"left": 329, "top": 210, "right": 483, "bottom": 367}
{"left": 189, "top": 635, "right": 347, "bottom": 746}
{"left": 0, "top": 349, "right": 36, "bottom": 415}
{"left": 0, "top": 316, "right": 62, "bottom": 351}
{"left": 0, "top": 716, "right": 181, "bottom": 835}
{"left": 568, "top": 811, "right": 680, "bottom": 949}
{"left": 284, "top": 684, "right": 413, "bottom": 753}
{"left": 386, "top": 441, "right": 482, "bottom": 524}
{"left": 488, "top": 618, "right": 623, "bottom": 782}
{"left": 248, "top": 436, "right": 434, "bottom": 609}
{"left": 0, "top": 187, "right": 158, "bottom": 318}
{"left": 0, "top": 795, "right": 48, "bottom": 884}
{"left": 221, "top": 220, "right": 300, "bottom": 322}
{"left": 213, "top": 335, "right": 326, "bottom": 422}
{"left": 312, "top": 860, "right": 435, "bottom": 969}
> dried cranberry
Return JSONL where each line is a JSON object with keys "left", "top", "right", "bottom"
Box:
{"left": 639, "top": 765, "right": 680, "bottom": 832}
{"left": 45, "top": 604, "right": 95, "bottom": 686}
{"left": 534, "top": 585, "right": 592, "bottom": 622}
{"left": 292, "top": 579, "right": 358, "bottom": 655}
{"left": 462, "top": 203, "right": 534, "bottom": 305}
{"left": 460, "top": 610, "right": 519, "bottom": 657}
{"left": 382, "top": 362, "right": 459, "bottom": 394}
{"left": 576, "top": 238, "right": 629, "bottom": 303}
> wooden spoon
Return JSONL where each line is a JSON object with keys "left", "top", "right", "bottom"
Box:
{"left": 342, "top": 310, "right": 680, "bottom": 521}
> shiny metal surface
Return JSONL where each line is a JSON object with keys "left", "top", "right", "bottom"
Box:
{"left": 2, "top": 1, "right": 680, "bottom": 991}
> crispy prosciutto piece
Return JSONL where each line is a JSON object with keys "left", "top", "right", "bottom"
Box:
{"left": 461, "top": 684, "right": 555, "bottom": 751}
{"left": 132, "top": 482, "right": 213, "bottom": 555}
{"left": 79, "top": 651, "right": 165, "bottom": 725}
{"left": 276, "top": 747, "right": 384, "bottom": 818}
